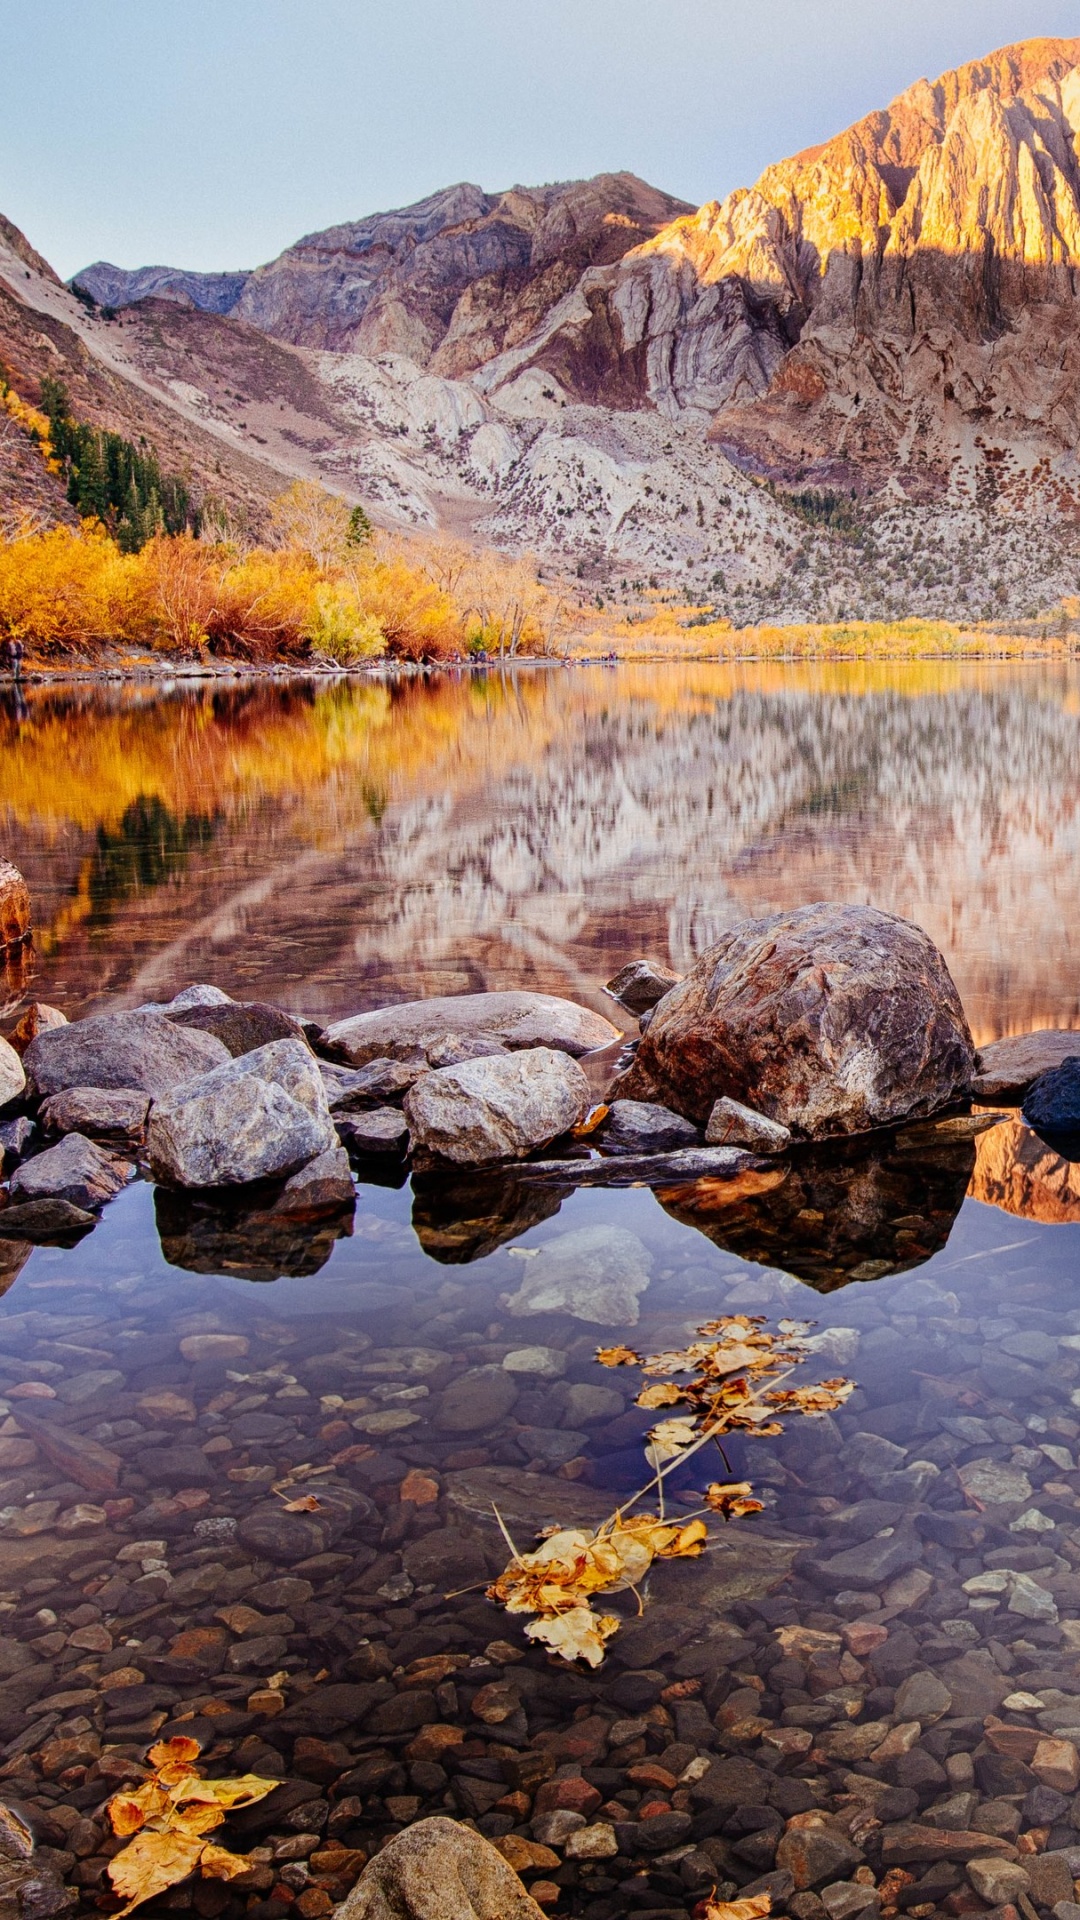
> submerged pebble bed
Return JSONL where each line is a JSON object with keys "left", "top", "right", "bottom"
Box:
{"left": 0, "top": 1176, "right": 1077, "bottom": 1920}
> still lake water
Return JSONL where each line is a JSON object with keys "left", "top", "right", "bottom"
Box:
{"left": 2, "top": 663, "right": 1080, "bottom": 1919}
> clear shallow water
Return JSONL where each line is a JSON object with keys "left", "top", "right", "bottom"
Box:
{"left": 2, "top": 664, "right": 1080, "bottom": 1920}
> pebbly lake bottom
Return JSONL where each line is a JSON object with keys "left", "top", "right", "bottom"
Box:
{"left": 3, "top": 1149, "right": 1080, "bottom": 1920}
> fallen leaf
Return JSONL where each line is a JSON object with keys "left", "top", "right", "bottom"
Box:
{"left": 595, "top": 1345, "right": 641, "bottom": 1367}
{"left": 636, "top": 1382, "right": 687, "bottom": 1408}
{"left": 197, "top": 1844, "right": 253, "bottom": 1882}
{"left": 108, "top": 1830, "right": 206, "bottom": 1915}
{"left": 702, "top": 1896, "right": 772, "bottom": 1920}
{"left": 572, "top": 1104, "right": 609, "bottom": 1137}
{"left": 704, "top": 1481, "right": 766, "bottom": 1520}
{"left": 276, "top": 1492, "right": 323, "bottom": 1512}
{"left": 524, "top": 1607, "right": 620, "bottom": 1667}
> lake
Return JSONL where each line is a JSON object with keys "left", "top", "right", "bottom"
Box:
{"left": 2, "top": 662, "right": 1080, "bottom": 1920}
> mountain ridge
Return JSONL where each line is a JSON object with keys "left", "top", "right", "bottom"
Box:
{"left": 7, "top": 37, "right": 1080, "bottom": 624}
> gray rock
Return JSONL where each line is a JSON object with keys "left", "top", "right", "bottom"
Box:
{"left": 514, "top": 1426, "right": 589, "bottom": 1465}
{"left": 0, "top": 1198, "right": 96, "bottom": 1240}
{"left": 326, "top": 990, "right": 618, "bottom": 1066}
{"left": 613, "top": 901, "right": 975, "bottom": 1135}
{"left": 706, "top": 1095, "right": 792, "bottom": 1154}
{"left": 558, "top": 1382, "right": 625, "bottom": 1425}
{"left": 267, "top": 1148, "right": 354, "bottom": 1217}
{"left": 323, "top": 1057, "right": 424, "bottom": 1108}
{"left": 138, "top": 984, "right": 232, "bottom": 1012}
{"left": 24, "top": 1011, "right": 229, "bottom": 1099}
{"left": 39, "top": 1087, "right": 150, "bottom": 1143}
{"left": 9, "top": 1133, "right": 132, "bottom": 1211}
{"left": 434, "top": 1365, "right": 518, "bottom": 1433}
{"left": 502, "top": 1222, "right": 653, "bottom": 1325}
{"left": 966, "top": 1857, "right": 1030, "bottom": 1905}
{"left": 335, "top": 1107, "right": 410, "bottom": 1155}
{"left": 523, "top": 1143, "right": 762, "bottom": 1184}
{"left": 820, "top": 1885, "right": 879, "bottom": 1920}
{"left": 335, "top": 1814, "right": 545, "bottom": 1920}
{"left": 602, "top": 1098, "right": 699, "bottom": 1153}
{"left": 501, "top": 1346, "right": 567, "bottom": 1377}
{"left": 167, "top": 1000, "right": 308, "bottom": 1056}
{"left": 0, "top": 1115, "right": 34, "bottom": 1163}
{"left": 147, "top": 1039, "right": 338, "bottom": 1188}
{"left": 894, "top": 1670, "right": 952, "bottom": 1724}
{"left": 0, "top": 1038, "right": 24, "bottom": 1113}
{"left": 237, "top": 1484, "right": 372, "bottom": 1564}
{"left": 404, "top": 1048, "right": 590, "bottom": 1166}
{"left": 605, "top": 959, "right": 681, "bottom": 1015}
{"left": 805, "top": 1523, "right": 922, "bottom": 1591}
{"left": 973, "top": 1029, "right": 1080, "bottom": 1100}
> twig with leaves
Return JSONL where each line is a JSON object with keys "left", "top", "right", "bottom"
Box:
{"left": 487, "top": 1315, "right": 853, "bottom": 1666}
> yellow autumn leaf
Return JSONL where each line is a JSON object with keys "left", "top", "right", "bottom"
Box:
{"left": 170, "top": 1804, "right": 228, "bottom": 1839}
{"left": 108, "top": 1830, "right": 206, "bottom": 1915}
{"left": 704, "top": 1481, "right": 766, "bottom": 1519}
{"left": 524, "top": 1607, "right": 621, "bottom": 1667}
{"left": 278, "top": 1492, "right": 323, "bottom": 1512}
{"left": 198, "top": 1844, "right": 253, "bottom": 1882}
{"left": 636, "top": 1382, "right": 686, "bottom": 1408}
{"left": 645, "top": 1415, "right": 698, "bottom": 1460}
{"left": 148, "top": 1737, "right": 201, "bottom": 1773}
{"left": 175, "top": 1774, "right": 280, "bottom": 1811}
{"left": 109, "top": 1794, "right": 154, "bottom": 1839}
{"left": 572, "top": 1103, "right": 609, "bottom": 1136}
{"left": 595, "top": 1345, "right": 641, "bottom": 1367}
{"left": 703, "top": 1895, "right": 772, "bottom": 1920}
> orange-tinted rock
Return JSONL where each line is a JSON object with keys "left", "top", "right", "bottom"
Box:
{"left": 617, "top": 903, "right": 974, "bottom": 1135}
{"left": 0, "top": 860, "right": 30, "bottom": 948}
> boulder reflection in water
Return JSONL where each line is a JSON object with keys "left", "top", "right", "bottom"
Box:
{"left": 972, "top": 1116, "right": 1080, "bottom": 1221}
{"left": 411, "top": 1168, "right": 569, "bottom": 1263}
{"left": 655, "top": 1131, "right": 976, "bottom": 1290}
{"left": 155, "top": 1185, "right": 354, "bottom": 1282}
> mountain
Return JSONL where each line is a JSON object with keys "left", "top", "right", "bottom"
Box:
{"left": 7, "top": 40, "right": 1080, "bottom": 623}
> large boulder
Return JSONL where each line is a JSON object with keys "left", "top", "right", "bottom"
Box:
{"left": 0, "top": 860, "right": 30, "bottom": 948}
{"left": 0, "top": 1037, "right": 24, "bottom": 1113}
{"left": 147, "top": 1038, "right": 338, "bottom": 1188}
{"left": 404, "top": 1048, "right": 590, "bottom": 1166}
{"left": 24, "top": 1011, "right": 229, "bottom": 1099}
{"left": 613, "top": 902, "right": 975, "bottom": 1137}
{"left": 335, "top": 1816, "right": 545, "bottom": 1920}
{"left": 325, "top": 991, "right": 618, "bottom": 1067}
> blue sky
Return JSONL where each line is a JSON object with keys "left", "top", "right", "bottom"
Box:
{"left": 2, "top": 0, "right": 1079, "bottom": 280}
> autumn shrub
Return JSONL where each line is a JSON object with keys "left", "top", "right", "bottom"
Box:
{"left": 353, "top": 555, "right": 462, "bottom": 660}
{"left": 0, "top": 522, "right": 150, "bottom": 649}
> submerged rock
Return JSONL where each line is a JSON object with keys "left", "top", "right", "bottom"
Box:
{"left": 1023, "top": 1057, "right": 1080, "bottom": 1139}
{"left": 24, "top": 1010, "right": 229, "bottom": 1099}
{"left": 335, "top": 1107, "right": 411, "bottom": 1156}
{"left": 605, "top": 958, "right": 681, "bottom": 1016}
{"left": 9, "top": 1132, "right": 132, "bottom": 1212}
{"left": 39, "top": 1086, "right": 150, "bottom": 1143}
{"left": 502, "top": 1221, "right": 652, "bottom": 1325}
{"left": 404, "top": 1049, "right": 590, "bottom": 1166}
{"left": 613, "top": 901, "right": 975, "bottom": 1135}
{"left": 325, "top": 990, "right": 618, "bottom": 1066}
{"left": 706, "top": 1095, "right": 792, "bottom": 1153}
{"left": 147, "top": 1037, "right": 338, "bottom": 1188}
{"left": 336, "top": 1815, "right": 545, "bottom": 1920}
{"left": 0, "top": 1037, "right": 24, "bottom": 1112}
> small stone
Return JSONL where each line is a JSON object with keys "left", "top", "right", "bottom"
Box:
{"left": 179, "top": 1334, "right": 250, "bottom": 1362}
{"left": 501, "top": 1347, "right": 567, "bottom": 1378}
{"left": 706, "top": 1095, "right": 792, "bottom": 1153}
{"left": 493, "top": 1837, "right": 560, "bottom": 1874}
{"left": 399, "top": 1470, "right": 439, "bottom": 1506}
{"left": 601, "top": 1099, "right": 699, "bottom": 1153}
{"left": 776, "top": 1828, "right": 864, "bottom": 1890}
{"left": 0, "top": 1197, "right": 96, "bottom": 1240}
{"left": 894, "top": 1671, "right": 952, "bottom": 1724}
{"left": 0, "top": 1034, "right": 25, "bottom": 1110}
{"left": 336, "top": 1108, "right": 410, "bottom": 1155}
{"left": 532, "top": 1809, "right": 586, "bottom": 1847}
{"left": 39, "top": 1086, "right": 150, "bottom": 1143}
{"left": 563, "top": 1823, "right": 618, "bottom": 1860}
{"left": 404, "top": 1048, "right": 591, "bottom": 1166}
{"left": 1026, "top": 1853, "right": 1076, "bottom": 1909}
{"left": 958, "top": 1460, "right": 1033, "bottom": 1506}
{"left": 435, "top": 1366, "right": 518, "bottom": 1433}
{"left": 1009, "top": 1574, "right": 1059, "bottom": 1622}
{"left": 1032, "top": 1740, "right": 1080, "bottom": 1793}
{"left": 820, "top": 1884, "right": 880, "bottom": 1920}
{"left": 966, "top": 1858, "right": 1031, "bottom": 1905}
{"left": 605, "top": 959, "right": 681, "bottom": 1015}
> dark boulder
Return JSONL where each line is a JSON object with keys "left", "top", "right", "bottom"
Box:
{"left": 1022, "top": 1057, "right": 1080, "bottom": 1140}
